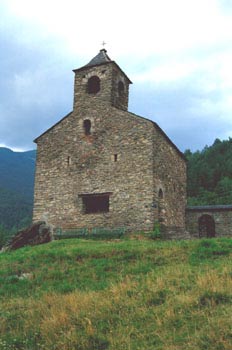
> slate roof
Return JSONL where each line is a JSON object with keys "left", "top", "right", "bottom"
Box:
{"left": 73, "top": 49, "right": 132, "bottom": 83}
{"left": 187, "top": 205, "right": 232, "bottom": 211}
{"left": 85, "top": 49, "right": 112, "bottom": 67}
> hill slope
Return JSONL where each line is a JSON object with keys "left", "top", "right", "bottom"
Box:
{"left": 0, "top": 147, "right": 36, "bottom": 230}
{"left": 0, "top": 237, "right": 231, "bottom": 349}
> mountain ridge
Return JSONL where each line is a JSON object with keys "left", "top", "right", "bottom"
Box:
{"left": 0, "top": 147, "right": 36, "bottom": 229}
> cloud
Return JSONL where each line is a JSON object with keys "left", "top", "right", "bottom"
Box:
{"left": 130, "top": 63, "right": 232, "bottom": 151}
{"left": 0, "top": 0, "right": 232, "bottom": 151}
{"left": 0, "top": 18, "right": 76, "bottom": 150}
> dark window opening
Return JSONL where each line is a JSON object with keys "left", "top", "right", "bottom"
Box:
{"left": 83, "top": 119, "right": 91, "bottom": 135}
{"left": 67, "top": 156, "right": 71, "bottom": 166}
{"left": 80, "top": 193, "right": 111, "bottom": 214}
{"left": 114, "top": 154, "right": 118, "bottom": 162}
{"left": 198, "top": 215, "right": 216, "bottom": 238}
{"left": 118, "top": 81, "right": 124, "bottom": 96}
{"left": 158, "top": 188, "right": 164, "bottom": 199}
{"left": 87, "top": 76, "right": 100, "bottom": 94}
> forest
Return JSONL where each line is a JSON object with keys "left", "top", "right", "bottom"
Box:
{"left": 185, "top": 137, "right": 232, "bottom": 205}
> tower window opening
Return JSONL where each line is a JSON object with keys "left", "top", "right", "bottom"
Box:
{"left": 87, "top": 76, "right": 100, "bottom": 94}
{"left": 158, "top": 188, "right": 164, "bottom": 199}
{"left": 118, "top": 81, "right": 124, "bottom": 96}
{"left": 83, "top": 119, "right": 91, "bottom": 135}
{"left": 114, "top": 154, "right": 118, "bottom": 162}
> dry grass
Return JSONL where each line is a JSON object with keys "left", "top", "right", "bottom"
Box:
{"left": 0, "top": 237, "right": 232, "bottom": 349}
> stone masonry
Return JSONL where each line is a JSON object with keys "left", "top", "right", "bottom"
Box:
{"left": 33, "top": 49, "right": 187, "bottom": 236}
{"left": 186, "top": 205, "right": 232, "bottom": 238}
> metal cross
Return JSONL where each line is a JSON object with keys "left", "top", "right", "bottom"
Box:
{"left": 101, "top": 41, "right": 107, "bottom": 48}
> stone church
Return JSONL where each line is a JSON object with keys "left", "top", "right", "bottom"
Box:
{"left": 33, "top": 49, "right": 187, "bottom": 237}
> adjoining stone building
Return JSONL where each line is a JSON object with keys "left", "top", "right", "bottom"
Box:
{"left": 186, "top": 205, "right": 232, "bottom": 238}
{"left": 33, "top": 49, "right": 187, "bottom": 237}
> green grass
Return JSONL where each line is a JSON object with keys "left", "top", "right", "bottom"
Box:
{"left": 0, "top": 237, "right": 232, "bottom": 349}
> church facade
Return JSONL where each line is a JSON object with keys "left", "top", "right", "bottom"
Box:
{"left": 33, "top": 49, "right": 187, "bottom": 237}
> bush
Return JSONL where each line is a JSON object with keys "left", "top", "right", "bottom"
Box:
{"left": 149, "top": 222, "right": 161, "bottom": 240}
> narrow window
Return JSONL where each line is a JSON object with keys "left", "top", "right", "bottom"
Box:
{"left": 80, "top": 193, "right": 111, "bottom": 214}
{"left": 83, "top": 119, "right": 91, "bottom": 135}
{"left": 118, "top": 81, "right": 124, "bottom": 96}
{"left": 114, "top": 154, "right": 118, "bottom": 162}
{"left": 67, "top": 156, "right": 71, "bottom": 166}
{"left": 158, "top": 188, "right": 164, "bottom": 199}
{"left": 87, "top": 76, "right": 100, "bottom": 94}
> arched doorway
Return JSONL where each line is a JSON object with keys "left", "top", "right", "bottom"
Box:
{"left": 198, "top": 214, "right": 216, "bottom": 238}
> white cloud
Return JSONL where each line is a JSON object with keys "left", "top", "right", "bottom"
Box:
{"left": 3, "top": 0, "right": 232, "bottom": 57}
{"left": 1, "top": 0, "right": 232, "bottom": 151}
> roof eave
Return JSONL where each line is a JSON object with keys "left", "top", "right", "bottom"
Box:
{"left": 73, "top": 61, "right": 132, "bottom": 84}
{"left": 34, "top": 111, "right": 73, "bottom": 143}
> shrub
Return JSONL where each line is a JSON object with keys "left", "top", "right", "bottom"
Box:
{"left": 149, "top": 221, "right": 161, "bottom": 240}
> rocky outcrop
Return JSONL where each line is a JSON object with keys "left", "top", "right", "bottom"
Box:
{"left": 5, "top": 221, "right": 53, "bottom": 250}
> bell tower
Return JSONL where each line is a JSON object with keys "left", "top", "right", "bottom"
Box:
{"left": 73, "top": 49, "right": 132, "bottom": 111}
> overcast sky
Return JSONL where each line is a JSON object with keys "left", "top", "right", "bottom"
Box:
{"left": 1, "top": 0, "right": 232, "bottom": 152}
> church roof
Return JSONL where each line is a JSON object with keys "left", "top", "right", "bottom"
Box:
{"left": 85, "top": 49, "right": 112, "bottom": 67}
{"left": 73, "top": 49, "right": 132, "bottom": 84}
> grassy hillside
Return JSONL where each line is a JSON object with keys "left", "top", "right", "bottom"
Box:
{"left": 0, "top": 237, "right": 232, "bottom": 350}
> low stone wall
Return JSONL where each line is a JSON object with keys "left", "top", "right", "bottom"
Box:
{"left": 186, "top": 205, "right": 232, "bottom": 238}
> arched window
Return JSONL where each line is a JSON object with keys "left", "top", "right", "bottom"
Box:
{"left": 83, "top": 119, "right": 91, "bottom": 135}
{"left": 118, "top": 81, "right": 124, "bottom": 96}
{"left": 87, "top": 76, "right": 100, "bottom": 94}
{"left": 158, "top": 188, "right": 164, "bottom": 199}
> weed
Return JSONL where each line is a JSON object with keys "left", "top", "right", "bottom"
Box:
{"left": 190, "top": 238, "right": 232, "bottom": 264}
{"left": 198, "top": 291, "right": 232, "bottom": 307}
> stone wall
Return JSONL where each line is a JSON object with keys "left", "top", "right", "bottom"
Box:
{"left": 34, "top": 105, "right": 155, "bottom": 232}
{"left": 152, "top": 124, "right": 187, "bottom": 233}
{"left": 33, "top": 56, "right": 187, "bottom": 237}
{"left": 73, "top": 62, "right": 130, "bottom": 111}
{"left": 186, "top": 206, "right": 232, "bottom": 238}
{"left": 33, "top": 105, "right": 186, "bottom": 235}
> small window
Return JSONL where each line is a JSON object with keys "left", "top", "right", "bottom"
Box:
{"left": 80, "top": 193, "right": 111, "bottom": 214}
{"left": 83, "top": 119, "right": 91, "bottom": 135}
{"left": 158, "top": 188, "right": 164, "bottom": 199}
{"left": 114, "top": 154, "right": 118, "bottom": 162}
{"left": 118, "top": 81, "right": 124, "bottom": 96}
{"left": 87, "top": 76, "right": 100, "bottom": 94}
